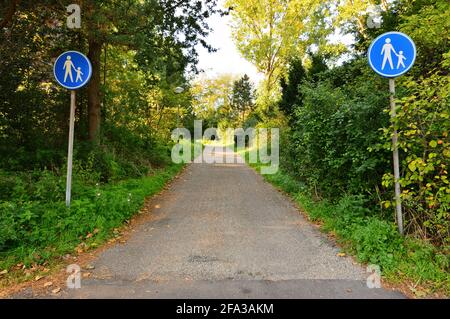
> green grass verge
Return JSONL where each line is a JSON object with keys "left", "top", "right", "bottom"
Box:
{"left": 0, "top": 163, "right": 184, "bottom": 273}
{"left": 247, "top": 156, "right": 449, "bottom": 297}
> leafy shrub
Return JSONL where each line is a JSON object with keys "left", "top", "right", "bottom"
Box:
{"left": 282, "top": 58, "right": 391, "bottom": 199}
{"left": 380, "top": 66, "right": 450, "bottom": 245}
{"left": 31, "top": 169, "right": 65, "bottom": 202}
{"left": 0, "top": 163, "right": 183, "bottom": 270}
{"left": 352, "top": 218, "right": 405, "bottom": 270}
{"left": 331, "top": 195, "right": 370, "bottom": 237}
{"left": 0, "top": 170, "right": 20, "bottom": 201}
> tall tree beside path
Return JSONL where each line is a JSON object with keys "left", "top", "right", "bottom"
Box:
{"left": 335, "top": 0, "right": 389, "bottom": 39}
{"left": 80, "top": 0, "right": 222, "bottom": 141}
{"left": 226, "top": 0, "right": 307, "bottom": 102}
{"left": 279, "top": 57, "right": 307, "bottom": 119}
{"left": 192, "top": 74, "right": 238, "bottom": 129}
{"left": 226, "top": 0, "right": 344, "bottom": 109}
{"left": 231, "top": 74, "right": 254, "bottom": 125}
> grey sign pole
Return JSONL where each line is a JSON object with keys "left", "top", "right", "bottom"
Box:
{"left": 389, "top": 78, "right": 403, "bottom": 235}
{"left": 54, "top": 51, "right": 92, "bottom": 207}
{"left": 368, "top": 31, "right": 415, "bottom": 235}
{"left": 65, "top": 90, "right": 76, "bottom": 207}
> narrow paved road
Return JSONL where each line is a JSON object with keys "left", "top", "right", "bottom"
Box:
{"left": 25, "top": 146, "right": 403, "bottom": 298}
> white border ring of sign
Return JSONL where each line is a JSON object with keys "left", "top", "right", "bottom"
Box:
{"left": 53, "top": 50, "right": 92, "bottom": 90}
{"left": 368, "top": 31, "right": 417, "bottom": 78}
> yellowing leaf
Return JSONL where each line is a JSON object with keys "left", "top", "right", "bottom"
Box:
{"left": 408, "top": 161, "right": 417, "bottom": 172}
{"left": 51, "top": 287, "right": 61, "bottom": 294}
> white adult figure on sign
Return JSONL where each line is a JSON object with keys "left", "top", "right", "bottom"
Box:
{"left": 63, "top": 55, "right": 77, "bottom": 82}
{"left": 381, "top": 38, "right": 398, "bottom": 70}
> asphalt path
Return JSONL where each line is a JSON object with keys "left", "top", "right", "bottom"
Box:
{"left": 19, "top": 146, "right": 404, "bottom": 299}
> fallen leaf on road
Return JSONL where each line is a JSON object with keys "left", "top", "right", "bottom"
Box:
{"left": 0, "top": 269, "right": 7, "bottom": 275}
{"left": 82, "top": 272, "right": 91, "bottom": 278}
{"left": 43, "top": 282, "right": 53, "bottom": 288}
{"left": 84, "top": 264, "right": 95, "bottom": 270}
{"left": 155, "top": 204, "right": 160, "bottom": 209}
{"left": 337, "top": 252, "right": 346, "bottom": 257}
{"left": 51, "top": 288, "right": 61, "bottom": 294}
{"left": 35, "top": 275, "right": 44, "bottom": 281}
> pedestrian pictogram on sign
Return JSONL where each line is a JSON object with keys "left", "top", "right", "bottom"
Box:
{"left": 54, "top": 51, "right": 92, "bottom": 90}
{"left": 368, "top": 31, "right": 416, "bottom": 78}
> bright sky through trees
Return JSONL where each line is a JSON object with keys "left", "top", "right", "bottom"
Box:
{"left": 196, "top": 0, "right": 264, "bottom": 85}
{"left": 196, "top": 0, "right": 357, "bottom": 87}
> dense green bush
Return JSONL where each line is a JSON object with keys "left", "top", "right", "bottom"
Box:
{"left": 379, "top": 68, "right": 450, "bottom": 245}
{"left": 281, "top": 59, "right": 391, "bottom": 199}
{"left": 0, "top": 163, "right": 183, "bottom": 270}
{"left": 280, "top": 52, "right": 449, "bottom": 245}
{"left": 352, "top": 218, "right": 405, "bottom": 270}
{"left": 0, "top": 120, "right": 179, "bottom": 270}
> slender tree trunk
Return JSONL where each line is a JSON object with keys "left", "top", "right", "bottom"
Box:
{"left": 87, "top": 38, "right": 102, "bottom": 141}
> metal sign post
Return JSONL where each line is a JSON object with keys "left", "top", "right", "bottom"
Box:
{"left": 66, "top": 91, "right": 76, "bottom": 207}
{"left": 389, "top": 79, "right": 403, "bottom": 235}
{"left": 54, "top": 51, "right": 92, "bottom": 207}
{"left": 368, "top": 31, "right": 416, "bottom": 234}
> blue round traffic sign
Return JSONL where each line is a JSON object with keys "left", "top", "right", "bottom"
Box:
{"left": 54, "top": 51, "right": 92, "bottom": 90}
{"left": 368, "top": 32, "right": 416, "bottom": 78}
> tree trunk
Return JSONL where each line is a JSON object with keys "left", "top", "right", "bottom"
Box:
{"left": 0, "top": 0, "right": 20, "bottom": 29}
{"left": 87, "top": 38, "right": 102, "bottom": 141}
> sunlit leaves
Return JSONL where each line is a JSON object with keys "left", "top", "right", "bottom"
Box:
{"left": 226, "top": 0, "right": 329, "bottom": 101}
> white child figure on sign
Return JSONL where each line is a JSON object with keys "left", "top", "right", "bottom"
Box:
{"left": 396, "top": 51, "right": 406, "bottom": 69}
{"left": 75, "top": 67, "right": 84, "bottom": 82}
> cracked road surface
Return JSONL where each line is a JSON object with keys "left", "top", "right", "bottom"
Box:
{"left": 21, "top": 146, "right": 404, "bottom": 298}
